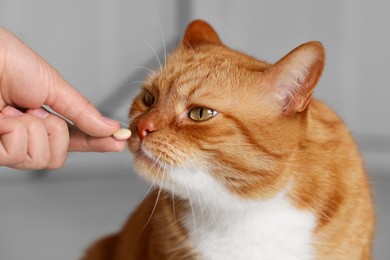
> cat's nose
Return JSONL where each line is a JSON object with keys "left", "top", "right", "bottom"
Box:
{"left": 137, "top": 118, "right": 157, "bottom": 140}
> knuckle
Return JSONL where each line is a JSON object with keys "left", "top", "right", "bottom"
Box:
{"left": 33, "top": 161, "right": 48, "bottom": 170}
{"left": 48, "top": 156, "right": 67, "bottom": 170}
{"left": 48, "top": 162, "right": 64, "bottom": 170}
{"left": 32, "top": 155, "right": 51, "bottom": 170}
{"left": 7, "top": 152, "right": 26, "bottom": 165}
{"left": 49, "top": 116, "right": 68, "bottom": 132}
{"left": 27, "top": 117, "right": 44, "bottom": 131}
{"left": 9, "top": 119, "right": 28, "bottom": 136}
{"left": 4, "top": 147, "right": 27, "bottom": 166}
{"left": 0, "top": 125, "right": 27, "bottom": 166}
{"left": 12, "top": 119, "right": 25, "bottom": 130}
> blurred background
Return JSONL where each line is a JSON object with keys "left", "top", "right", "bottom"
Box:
{"left": 0, "top": 0, "right": 389, "bottom": 259}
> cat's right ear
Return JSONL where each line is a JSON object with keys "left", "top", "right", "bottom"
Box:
{"left": 182, "top": 20, "right": 222, "bottom": 48}
{"left": 262, "top": 41, "right": 325, "bottom": 116}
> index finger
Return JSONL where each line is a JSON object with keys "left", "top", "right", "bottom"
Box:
{"left": 44, "top": 78, "right": 120, "bottom": 137}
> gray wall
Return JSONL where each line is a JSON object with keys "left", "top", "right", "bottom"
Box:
{"left": 190, "top": 0, "right": 390, "bottom": 171}
{"left": 0, "top": 1, "right": 389, "bottom": 259}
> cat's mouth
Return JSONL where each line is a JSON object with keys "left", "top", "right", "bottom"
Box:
{"left": 127, "top": 126, "right": 183, "bottom": 167}
{"left": 135, "top": 141, "right": 182, "bottom": 169}
{"left": 129, "top": 137, "right": 165, "bottom": 167}
{"left": 128, "top": 137, "right": 153, "bottom": 162}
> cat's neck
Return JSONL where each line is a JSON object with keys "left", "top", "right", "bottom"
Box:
{"left": 169, "top": 176, "right": 316, "bottom": 260}
{"left": 162, "top": 165, "right": 262, "bottom": 213}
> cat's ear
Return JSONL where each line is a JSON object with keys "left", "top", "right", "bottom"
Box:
{"left": 263, "top": 41, "right": 325, "bottom": 116}
{"left": 182, "top": 20, "right": 222, "bottom": 48}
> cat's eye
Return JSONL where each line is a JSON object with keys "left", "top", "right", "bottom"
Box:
{"left": 189, "top": 107, "right": 217, "bottom": 121}
{"left": 143, "top": 91, "right": 155, "bottom": 107}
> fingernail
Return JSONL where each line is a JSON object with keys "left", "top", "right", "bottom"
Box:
{"left": 2, "top": 106, "right": 23, "bottom": 117}
{"left": 101, "top": 116, "right": 119, "bottom": 126}
{"left": 29, "top": 108, "right": 49, "bottom": 119}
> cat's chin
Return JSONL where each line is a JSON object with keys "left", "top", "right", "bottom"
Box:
{"left": 129, "top": 140, "right": 157, "bottom": 167}
{"left": 131, "top": 148, "right": 170, "bottom": 183}
{"left": 133, "top": 149, "right": 156, "bottom": 168}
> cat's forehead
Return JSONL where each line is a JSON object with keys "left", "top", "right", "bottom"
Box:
{"left": 147, "top": 46, "right": 270, "bottom": 99}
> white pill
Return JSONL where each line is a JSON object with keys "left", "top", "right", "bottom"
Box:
{"left": 113, "top": 128, "right": 131, "bottom": 140}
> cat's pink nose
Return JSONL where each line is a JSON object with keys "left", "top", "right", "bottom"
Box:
{"left": 137, "top": 118, "right": 157, "bottom": 140}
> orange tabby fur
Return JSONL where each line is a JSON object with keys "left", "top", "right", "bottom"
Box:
{"left": 82, "top": 20, "right": 374, "bottom": 260}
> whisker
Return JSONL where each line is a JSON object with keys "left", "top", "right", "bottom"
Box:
{"left": 132, "top": 66, "right": 156, "bottom": 75}
{"left": 170, "top": 164, "right": 178, "bottom": 224}
{"left": 142, "top": 154, "right": 165, "bottom": 231}
{"left": 182, "top": 38, "right": 197, "bottom": 57}
{"left": 139, "top": 154, "right": 162, "bottom": 202}
{"left": 185, "top": 182, "right": 197, "bottom": 238}
{"left": 118, "top": 121, "right": 129, "bottom": 127}
{"left": 141, "top": 38, "right": 162, "bottom": 70}
{"left": 195, "top": 188, "right": 205, "bottom": 227}
{"left": 128, "top": 80, "right": 146, "bottom": 87}
{"left": 155, "top": 10, "right": 167, "bottom": 67}
{"left": 206, "top": 198, "right": 218, "bottom": 225}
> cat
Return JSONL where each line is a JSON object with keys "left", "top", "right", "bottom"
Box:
{"left": 82, "top": 20, "right": 374, "bottom": 260}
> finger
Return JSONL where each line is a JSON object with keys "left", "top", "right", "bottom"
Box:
{"left": 0, "top": 117, "right": 28, "bottom": 166}
{"left": 12, "top": 113, "right": 51, "bottom": 169}
{"left": 1, "top": 106, "right": 25, "bottom": 117}
{"left": 46, "top": 84, "right": 120, "bottom": 137}
{"left": 68, "top": 125, "right": 126, "bottom": 152}
{"left": 0, "top": 28, "right": 119, "bottom": 137}
{"left": 28, "top": 108, "right": 69, "bottom": 169}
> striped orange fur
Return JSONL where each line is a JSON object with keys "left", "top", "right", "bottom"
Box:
{"left": 83, "top": 20, "right": 374, "bottom": 260}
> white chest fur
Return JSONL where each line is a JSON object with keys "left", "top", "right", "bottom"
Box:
{"left": 182, "top": 192, "right": 316, "bottom": 260}
{"left": 162, "top": 166, "right": 317, "bottom": 259}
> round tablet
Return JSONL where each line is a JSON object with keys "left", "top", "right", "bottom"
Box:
{"left": 113, "top": 128, "right": 131, "bottom": 140}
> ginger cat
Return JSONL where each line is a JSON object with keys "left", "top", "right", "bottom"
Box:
{"left": 83, "top": 20, "right": 374, "bottom": 260}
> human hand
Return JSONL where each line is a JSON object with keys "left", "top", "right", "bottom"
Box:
{"left": 0, "top": 27, "right": 131, "bottom": 170}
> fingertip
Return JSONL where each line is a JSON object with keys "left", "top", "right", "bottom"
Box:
{"left": 27, "top": 108, "right": 50, "bottom": 119}
{"left": 1, "top": 106, "right": 23, "bottom": 117}
{"left": 98, "top": 138, "right": 127, "bottom": 153}
{"left": 72, "top": 103, "right": 121, "bottom": 137}
{"left": 111, "top": 139, "right": 127, "bottom": 152}
{"left": 100, "top": 116, "right": 121, "bottom": 136}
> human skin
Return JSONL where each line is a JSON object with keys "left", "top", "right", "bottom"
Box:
{"left": 0, "top": 27, "right": 130, "bottom": 170}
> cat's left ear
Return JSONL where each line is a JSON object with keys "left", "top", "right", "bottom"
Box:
{"left": 263, "top": 41, "right": 325, "bottom": 116}
{"left": 182, "top": 20, "right": 222, "bottom": 48}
